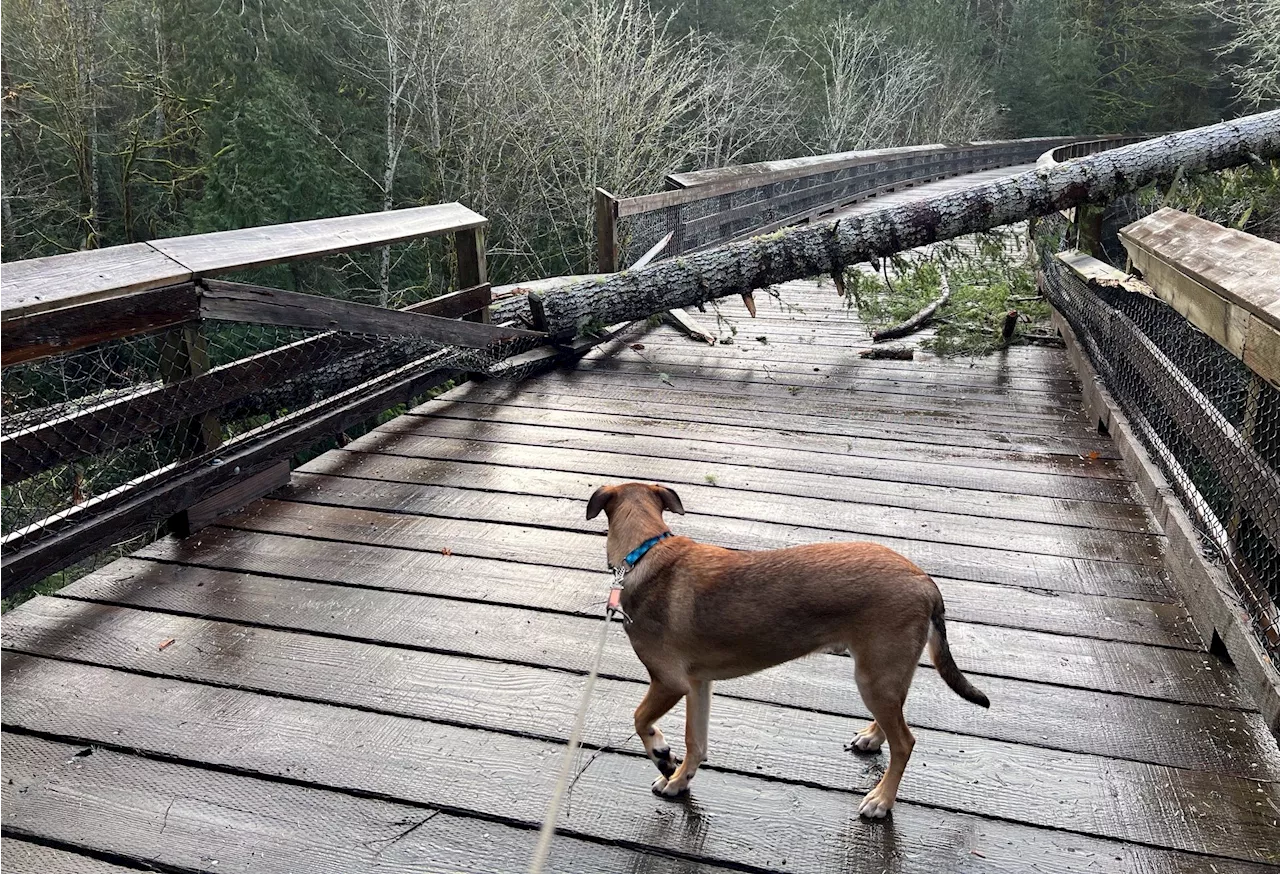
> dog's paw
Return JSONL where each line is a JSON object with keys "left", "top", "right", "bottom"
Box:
{"left": 857, "top": 787, "right": 895, "bottom": 819}
{"left": 651, "top": 775, "right": 690, "bottom": 798}
{"left": 651, "top": 746, "right": 681, "bottom": 777}
{"left": 849, "top": 722, "right": 885, "bottom": 754}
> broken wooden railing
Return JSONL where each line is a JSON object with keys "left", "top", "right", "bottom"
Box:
{"left": 532, "top": 113, "right": 1280, "bottom": 340}
{"left": 1041, "top": 205, "right": 1280, "bottom": 717}
{"left": 594, "top": 136, "right": 1088, "bottom": 271}
{"left": 0, "top": 205, "right": 543, "bottom": 595}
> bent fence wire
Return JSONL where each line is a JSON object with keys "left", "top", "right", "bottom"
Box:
{"left": 1039, "top": 218, "right": 1280, "bottom": 668}
{"left": 1, "top": 278, "right": 547, "bottom": 597}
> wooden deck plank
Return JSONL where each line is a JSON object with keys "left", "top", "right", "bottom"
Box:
{"left": 565, "top": 356, "right": 1088, "bottom": 412}
{"left": 429, "top": 386, "right": 1124, "bottom": 459}
{"left": 580, "top": 336, "right": 1082, "bottom": 390}
{"left": 299, "top": 448, "right": 1153, "bottom": 536}
{"left": 460, "top": 372, "right": 1109, "bottom": 440}
{"left": 9, "top": 595, "right": 1273, "bottom": 781}
{"left": 582, "top": 342, "right": 1086, "bottom": 392}
{"left": 342, "top": 426, "right": 1137, "bottom": 506}
{"left": 1, "top": 734, "right": 716, "bottom": 874}
{"left": 0, "top": 838, "right": 149, "bottom": 874}
{"left": 529, "top": 361, "right": 1090, "bottom": 422}
{"left": 5, "top": 654, "right": 1277, "bottom": 866}
{"left": 460, "top": 376, "right": 1109, "bottom": 445}
{"left": 395, "top": 400, "right": 1129, "bottom": 480}
{"left": 214, "top": 494, "right": 1168, "bottom": 600}
{"left": 274, "top": 467, "right": 1162, "bottom": 571}
{"left": 129, "top": 511, "right": 1190, "bottom": 648}
{"left": 58, "top": 554, "right": 1245, "bottom": 709}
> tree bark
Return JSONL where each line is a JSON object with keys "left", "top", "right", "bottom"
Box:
{"left": 533, "top": 112, "right": 1280, "bottom": 339}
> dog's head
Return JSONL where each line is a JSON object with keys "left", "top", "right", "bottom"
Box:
{"left": 586, "top": 482, "right": 685, "bottom": 522}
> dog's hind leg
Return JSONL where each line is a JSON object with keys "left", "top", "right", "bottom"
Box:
{"left": 653, "top": 679, "right": 711, "bottom": 797}
{"left": 851, "top": 638, "right": 923, "bottom": 818}
{"left": 635, "top": 678, "right": 684, "bottom": 777}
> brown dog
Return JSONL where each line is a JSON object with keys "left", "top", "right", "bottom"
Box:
{"left": 587, "top": 482, "right": 990, "bottom": 818}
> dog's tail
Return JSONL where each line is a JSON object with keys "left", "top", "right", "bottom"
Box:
{"left": 928, "top": 602, "right": 990, "bottom": 708}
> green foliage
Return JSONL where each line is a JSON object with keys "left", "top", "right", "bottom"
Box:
{"left": 849, "top": 229, "right": 1048, "bottom": 357}
{"left": 1140, "top": 162, "right": 1280, "bottom": 241}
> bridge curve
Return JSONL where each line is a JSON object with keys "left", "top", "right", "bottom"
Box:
{"left": 3, "top": 125, "right": 1279, "bottom": 873}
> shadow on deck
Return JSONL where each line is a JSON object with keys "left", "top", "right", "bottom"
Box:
{"left": 4, "top": 278, "right": 1279, "bottom": 873}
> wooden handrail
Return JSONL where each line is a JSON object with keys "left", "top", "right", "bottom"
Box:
{"left": 1118, "top": 209, "right": 1280, "bottom": 388}
{"left": 665, "top": 137, "right": 1077, "bottom": 192}
{"left": 1, "top": 203, "right": 486, "bottom": 320}
{"left": 598, "top": 136, "right": 1091, "bottom": 271}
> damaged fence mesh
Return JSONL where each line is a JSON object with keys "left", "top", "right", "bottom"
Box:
{"left": 1, "top": 284, "right": 550, "bottom": 594}
{"left": 1038, "top": 216, "right": 1280, "bottom": 668}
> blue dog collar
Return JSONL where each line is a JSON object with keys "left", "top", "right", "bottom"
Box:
{"left": 616, "top": 532, "right": 672, "bottom": 573}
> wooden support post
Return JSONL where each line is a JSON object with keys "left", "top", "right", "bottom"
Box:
{"left": 596, "top": 188, "right": 620, "bottom": 273}
{"left": 157, "top": 323, "right": 222, "bottom": 455}
{"left": 173, "top": 460, "right": 292, "bottom": 536}
{"left": 1077, "top": 205, "right": 1105, "bottom": 258}
{"left": 454, "top": 226, "right": 490, "bottom": 324}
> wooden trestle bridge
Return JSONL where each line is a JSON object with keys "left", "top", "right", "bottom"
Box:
{"left": 2, "top": 129, "right": 1278, "bottom": 873}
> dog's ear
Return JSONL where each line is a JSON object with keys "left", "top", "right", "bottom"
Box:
{"left": 655, "top": 485, "right": 685, "bottom": 515}
{"left": 586, "top": 486, "right": 614, "bottom": 520}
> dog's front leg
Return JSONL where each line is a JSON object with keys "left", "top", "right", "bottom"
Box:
{"left": 635, "top": 679, "right": 683, "bottom": 777}
{"left": 653, "top": 680, "right": 711, "bottom": 797}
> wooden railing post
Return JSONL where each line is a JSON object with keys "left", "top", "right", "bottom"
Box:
{"left": 156, "top": 323, "right": 222, "bottom": 454}
{"left": 453, "top": 225, "right": 489, "bottom": 323}
{"left": 596, "top": 188, "right": 619, "bottom": 273}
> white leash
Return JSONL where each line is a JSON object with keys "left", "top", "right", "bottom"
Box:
{"left": 527, "top": 591, "right": 622, "bottom": 874}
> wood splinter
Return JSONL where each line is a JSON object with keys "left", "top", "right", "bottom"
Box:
{"left": 833, "top": 270, "right": 847, "bottom": 298}
{"left": 664, "top": 308, "right": 717, "bottom": 345}
{"left": 741, "top": 292, "right": 757, "bottom": 318}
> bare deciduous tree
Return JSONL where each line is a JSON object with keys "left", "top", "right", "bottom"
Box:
{"left": 1203, "top": 0, "right": 1280, "bottom": 107}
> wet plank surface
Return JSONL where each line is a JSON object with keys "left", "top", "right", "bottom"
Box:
{"left": 5, "top": 276, "right": 1280, "bottom": 871}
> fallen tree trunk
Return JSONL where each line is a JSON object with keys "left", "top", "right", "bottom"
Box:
{"left": 532, "top": 112, "right": 1280, "bottom": 339}
{"left": 872, "top": 273, "right": 952, "bottom": 341}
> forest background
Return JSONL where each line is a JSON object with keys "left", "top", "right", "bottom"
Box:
{"left": 3, "top": 0, "right": 1277, "bottom": 297}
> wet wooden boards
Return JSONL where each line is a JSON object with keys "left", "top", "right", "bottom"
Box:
{"left": 4, "top": 260, "right": 1278, "bottom": 870}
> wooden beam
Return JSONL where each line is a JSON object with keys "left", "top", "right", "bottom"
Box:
{"left": 199, "top": 279, "right": 541, "bottom": 348}
{"left": 0, "top": 244, "right": 191, "bottom": 321}
{"left": 1, "top": 203, "right": 487, "bottom": 320}
{"left": 156, "top": 323, "right": 223, "bottom": 454}
{"left": 1, "top": 283, "right": 200, "bottom": 366}
{"left": 174, "top": 460, "right": 291, "bottom": 535}
{"left": 1119, "top": 210, "right": 1280, "bottom": 388}
{"left": 0, "top": 333, "right": 366, "bottom": 482}
{"left": 149, "top": 202, "right": 486, "bottom": 275}
{"left": 407, "top": 283, "right": 491, "bottom": 321}
{"left": 595, "top": 188, "right": 620, "bottom": 272}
